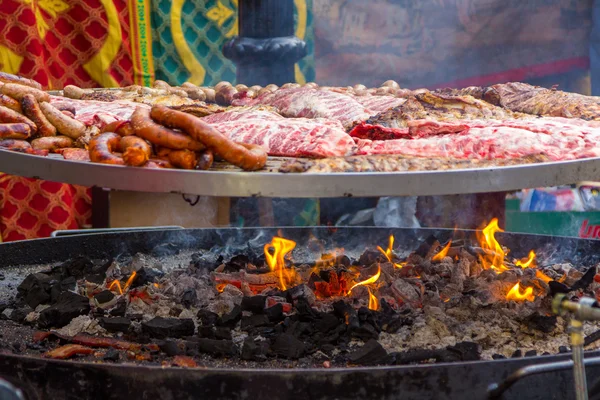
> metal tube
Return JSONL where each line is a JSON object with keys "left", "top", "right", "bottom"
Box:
{"left": 571, "top": 319, "right": 589, "bottom": 400}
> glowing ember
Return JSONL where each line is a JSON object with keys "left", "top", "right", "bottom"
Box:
{"left": 108, "top": 280, "right": 123, "bottom": 295}
{"left": 476, "top": 218, "right": 508, "bottom": 272}
{"left": 215, "top": 283, "right": 227, "bottom": 293}
{"left": 506, "top": 283, "right": 535, "bottom": 302}
{"left": 377, "top": 235, "right": 404, "bottom": 268}
{"left": 264, "top": 237, "right": 297, "bottom": 290}
{"left": 367, "top": 287, "right": 379, "bottom": 311}
{"left": 432, "top": 240, "right": 452, "bottom": 261}
{"left": 347, "top": 265, "right": 381, "bottom": 295}
{"left": 107, "top": 271, "right": 137, "bottom": 295}
{"left": 515, "top": 250, "right": 536, "bottom": 268}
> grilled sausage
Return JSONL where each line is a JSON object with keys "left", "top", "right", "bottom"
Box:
{"left": 130, "top": 107, "right": 205, "bottom": 151}
{"left": 119, "top": 135, "right": 152, "bottom": 167}
{"left": 89, "top": 132, "right": 124, "bottom": 165}
{"left": 0, "top": 123, "right": 31, "bottom": 139}
{"left": 0, "top": 72, "right": 42, "bottom": 90}
{"left": 0, "top": 139, "right": 31, "bottom": 151}
{"left": 0, "top": 105, "right": 36, "bottom": 134}
{"left": 196, "top": 149, "right": 214, "bottom": 170}
{"left": 101, "top": 120, "right": 134, "bottom": 136}
{"left": 0, "top": 94, "right": 22, "bottom": 113}
{"left": 31, "top": 136, "right": 73, "bottom": 151}
{"left": 0, "top": 83, "right": 49, "bottom": 103}
{"left": 165, "top": 149, "right": 198, "bottom": 169}
{"left": 63, "top": 85, "right": 86, "bottom": 99}
{"left": 21, "top": 94, "right": 56, "bottom": 137}
{"left": 39, "top": 102, "right": 86, "bottom": 139}
{"left": 150, "top": 105, "right": 267, "bottom": 171}
{"left": 202, "top": 88, "right": 216, "bottom": 103}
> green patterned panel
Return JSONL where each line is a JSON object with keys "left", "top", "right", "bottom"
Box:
{"left": 150, "top": 0, "right": 315, "bottom": 86}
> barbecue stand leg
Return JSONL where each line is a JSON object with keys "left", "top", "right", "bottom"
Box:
{"left": 223, "top": 0, "right": 307, "bottom": 86}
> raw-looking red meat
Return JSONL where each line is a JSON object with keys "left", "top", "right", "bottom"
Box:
{"left": 50, "top": 96, "right": 147, "bottom": 129}
{"left": 202, "top": 108, "right": 356, "bottom": 158}
{"left": 232, "top": 87, "right": 374, "bottom": 129}
{"left": 350, "top": 120, "right": 470, "bottom": 140}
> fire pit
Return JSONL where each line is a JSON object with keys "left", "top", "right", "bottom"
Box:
{"left": 1, "top": 227, "right": 600, "bottom": 399}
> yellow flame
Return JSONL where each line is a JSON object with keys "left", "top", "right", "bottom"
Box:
{"left": 123, "top": 271, "right": 137, "bottom": 292}
{"left": 108, "top": 271, "right": 138, "bottom": 295}
{"left": 432, "top": 240, "right": 452, "bottom": 262}
{"left": 264, "top": 237, "right": 297, "bottom": 290}
{"left": 377, "top": 235, "right": 403, "bottom": 269}
{"left": 476, "top": 218, "right": 508, "bottom": 272}
{"left": 506, "top": 283, "right": 535, "bottom": 302}
{"left": 108, "top": 280, "right": 123, "bottom": 295}
{"left": 516, "top": 250, "right": 536, "bottom": 268}
{"left": 367, "top": 287, "right": 379, "bottom": 311}
{"left": 348, "top": 265, "right": 381, "bottom": 295}
{"left": 535, "top": 270, "right": 552, "bottom": 284}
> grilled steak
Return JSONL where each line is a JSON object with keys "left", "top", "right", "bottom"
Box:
{"left": 438, "top": 82, "right": 600, "bottom": 120}
{"left": 232, "top": 87, "right": 374, "bottom": 130}
{"left": 202, "top": 107, "right": 357, "bottom": 158}
{"left": 278, "top": 154, "right": 550, "bottom": 173}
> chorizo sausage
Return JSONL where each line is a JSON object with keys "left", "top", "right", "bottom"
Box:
{"left": 0, "top": 72, "right": 42, "bottom": 89}
{"left": 165, "top": 149, "right": 198, "bottom": 170}
{"left": 149, "top": 105, "right": 267, "bottom": 171}
{"left": 0, "top": 83, "right": 49, "bottom": 102}
{"left": 0, "top": 139, "right": 31, "bottom": 151}
{"left": 101, "top": 120, "right": 134, "bottom": 136}
{"left": 89, "top": 132, "right": 125, "bottom": 165}
{"left": 39, "top": 102, "right": 86, "bottom": 139}
{"left": 21, "top": 94, "right": 56, "bottom": 137}
{"left": 0, "top": 94, "right": 22, "bottom": 113}
{"left": 130, "top": 107, "right": 205, "bottom": 151}
{"left": 119, "top": 135, "right": 152, "bottom": 167}
{"left": 63, "top": 85, "right": 86, "bottom": 99}
{"left": 0, "top": 105, "right": 36, "bottom": 134}
{"left": 196, "top": 149, "right": 214, "bottom": 170}
{"left": 31, "top": 136, "right": 73, "bottom": 151}
{"left": 0, "top": 123, "right": 31, "bottom": 139}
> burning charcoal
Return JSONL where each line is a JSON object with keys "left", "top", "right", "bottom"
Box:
{"left": 17, "top": 273, "right": 52, "bottom": 309}
{"left": 103, "top": 348, "right": 120, "bottom": 362}
{"left": 241, "top": 295, "right": 267, "bottom": 314}
{"left": 241, "top": 337, "right": 269, "bottom": 361}
{"left": 190, "top": 252, "right": 221, "bottom": 273}
{"left": 197, "top": 310, "right": 219, "bottom": 326}
{"left": 194, "top": 338, "right": 237, "bottom": 356}
{"left": 159, "top": 340, "right": 184, "bottom": 356}
{"left": 314, "top": 314, "right": 339, "bottom": 334}
{"left": 559, "top": 346, "right": 570, "bottom": 353}
{"left": 61, "top": 257, "right": 94, "bottom": 279}
{"left": 524, "top": 350, "right": 537, "bottom": 357}
{"left": 511, "top": 349, "right": 522, "bottom": 358}
{"left": 523, "top": 314, "right": 557, "bottom": 334}
{"left": 333, "top": 300, "right": 359, "bottom": 328}
{"left": 198, "top": 326, "right": 215, "bottom": 339}
{"left": 265, "top": 303, "right": 284, "bottom": 322}
{"left": 8, "top": 306, "right": 32, "bottom": 324}
{"left": 109, "top": 301, "right": 127, "bottom": 317}
{"left": 217, "top": 305, "right": 242, "bottom": 327}
{"left": 391, "top": 279, "right": 421, "bottom": 306}
{"left": 131, "top": 267, "right": 164, "bottom": 288}
{"left": 381, "top": 315, "right": 412, "bottom": 334}
{"left": 38, "top": 291, "right": 91, "bottom": 329}
{"left": 584, "top": 330, "right": 600, "bottom": 347}
{"left": 224, "top": 254, "right": 250, "bottom": 272}
{"left": 358, "top": 307, "right": 380, "bottom": 331}
{"left": 142, "top": 317, "right": 195, "bottom": 339}
{"left": 447, "top": 342, "right": 480, "bottom": 361}
{"left": 214, "top": 327, "right": 232, "bottom": 341}
{"left": 99, "top": 317, "right": 131, "bottom": 333}
{"left": 241, "top": 314, "right": 270, "bottom": 330}
{"left": 295, "top": 298, "right": 318, "bottom": 322}
{"left": 549, "top": 281, "right": 570, "bottom": 295}
{"left": 180, "top": 289, "right": 196, "bottom": 309}
{"left": 571, "top": 266, "right": 597, "bottom": 291}
{"left": 271, "top": 333, "right": 305, "bottom": 359}
{"left": 492, "top": 354, "right": 506, "bottom": 360}
{"left": 94, "top": 290, "right": 115, "bottom": 305}
{"left": 358, "top": 249, "right": 386, "bottom": 266}
{"left": 348, "top": 339, "right": 388, "bottom": 366}
{"left": 351, "top": 324, "right": 379, "bottom": 341}
{"left": 285, "top": 284, "right": 316, "bottom": 306}
{"left": 414, "top": 235, "right": 439, "bottom": 258}
{"left": 49, "top": 276, "right": 77, "bottom": 303}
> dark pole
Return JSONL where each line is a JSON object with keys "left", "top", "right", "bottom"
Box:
{"left": 223, "top": 0, "right": 307, "bottom": 86}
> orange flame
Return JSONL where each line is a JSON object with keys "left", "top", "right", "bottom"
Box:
{"left": 506, "top": 283, "right": 535, "bottom": 302}
{"left": 264, "top": 237, "right": 297, "bottom": 290}
{"left": 432, "top": 240, "right": 452, "bottom": 262}
{"left": 108, "top": 280, "right": 123, "bottom": 295}
{"left": 107, "top": 271, "right": 137, "bottom": 295}
{"left": 347, "top": 265, "right": 381, "bottom": 295}
{"left": 516, "top": 250, "right": 536, "bottom": 268}
{"left": 535, "top": 270, "right": 552, "bottom": 284}
{"left": 476, "top": 219, "right": 508, "bottom": 272}
{"left": 367, "top": 287, "right": 379, "bottom": 311}
{"left": 215, "top": 283, "right": 227, "bottom": 293}
{"left": 377, "top": 235, "right": 404, "bottom": 269}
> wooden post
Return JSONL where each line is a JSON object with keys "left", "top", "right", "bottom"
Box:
{"left": 223, "top": 0, "right": 307, "bottom": 86}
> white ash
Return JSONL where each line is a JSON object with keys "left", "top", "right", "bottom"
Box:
{"left": 55, "top": 316, "right": 106, "bottom": 337}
